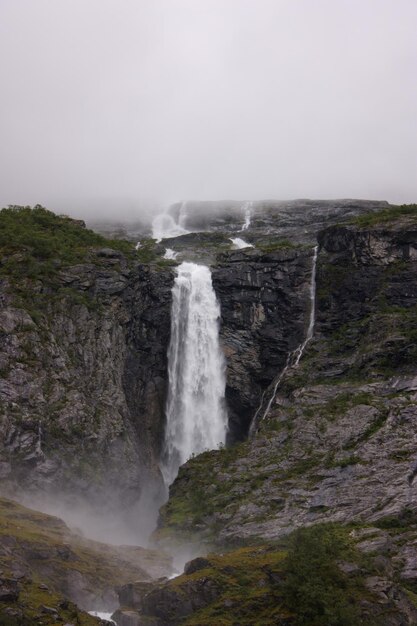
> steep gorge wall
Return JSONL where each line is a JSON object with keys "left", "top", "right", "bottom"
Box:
{"left": 212, "top": 246, "right": 316, "bottom": 440}
{"left": 0, "top": 238, "right": 319, "bottom": 524}
{"left": 0, "top": 252, "right": 174, "bottom": 524}
{"left": 157, "top": 217, "right": 417, "bottom": 549}
{"left": 4, "top": 206, "right": 412, "bottom": 543}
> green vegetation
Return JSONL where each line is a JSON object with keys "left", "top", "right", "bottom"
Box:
{"left": 0, "top": 205, "right": 170, "bottom": 323}
{"left": 157, "top": 442, "right": 252, "bottom": 538}
{"left": 135, "top": 238, "right": 160, "bottom": 263}
{"left": 158, "top": 524, "right": 379, "bottom": 626}
{"left": 0, "top": 579, "right": 99, "bottom": 626}
{"left": 374, "top": 507, "right": 417, "bottom": 530}
{"left": 312, "top": 391, "right": 375, "bottom": 421}
{"left": 256, "top": 238, "right": 299, "bottom": 253}
{"left": 0, "top": 205, "right": 134, "bottom": 275}
{"left": 0, "top": 205, "right": 179, "bottom": 319}
{"left": 180, "top": 545, "right": 289, "bottom": 626}
{"left": 351, "top": 203, "right": 417, "bottom": 227}
{"left": 0, "top": 497, "right": 140, "bottom": 576}
{"left": 324, "top": 454, "right": 363, "bottom": 469}
{"left": 0, "top": 205, "right": 133, "bottom": 316}
{"left": 282, "top": 525, "right": 363, "bottom": 625}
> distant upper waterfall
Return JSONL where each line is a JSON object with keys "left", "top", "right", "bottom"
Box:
{"left": 241, "top": 201, "right": 252, "bottom": 230}
{"left": 152, "top": 202, "right": 190, "bottom": 242}
{"left": 162, "top": 262, "right": 228, "bottom": 485}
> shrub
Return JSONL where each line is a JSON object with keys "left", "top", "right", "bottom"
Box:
{"left": 0, "top": 204, "right": 134, "bottom": 280}
{"left": 282, "top": 524, "right": 362, "bottom": 625}
{"left": 351, "top": 203, "right": 417, "bottom": 227}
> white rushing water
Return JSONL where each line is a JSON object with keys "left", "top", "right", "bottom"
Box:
{"left": 241, "top": 201, "right": 252, "bottom": 230}
{"left": 162, "top": 262, "right": 228, "bottom": 485}
{"left": 230, "top": 237, "right": 254, "bottom": 249}
{"left": 178, "top": 200, "right": 188, "bottom": 228}
{"left": 249, "top": 245, "right": 319, "bottom": 434}
{"left": 89, "top": 611, "right": 115, "bottom": 623}
{"left": 292, "top": 244, "right": 318, "bottom": 367}
{"left": 163, "top": 248, "right": 179, "bottom": 260}
{"left": 152, "top": 202, "right": 190, "bottom": 243}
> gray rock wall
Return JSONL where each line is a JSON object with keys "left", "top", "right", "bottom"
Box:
{"left": 212, "top": 246, "right": 315, "bottom": 440}
{"left": 0, "top": 254, "right": 174, "bottom": 529}
{"left": 157, "top": 218, "right": 417, "bottom": 549}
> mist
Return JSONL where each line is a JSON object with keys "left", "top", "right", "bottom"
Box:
{"left": 17, "top": 481, "right": 166, "bottom": 548}
{"left": 0, "top": 0, "right": 416, "bottom": 219}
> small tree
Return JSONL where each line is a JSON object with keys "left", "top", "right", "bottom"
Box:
{"left": 283, "top": 524, "right": 361, "bottom": 626}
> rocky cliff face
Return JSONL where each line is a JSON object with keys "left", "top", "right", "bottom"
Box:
{"left": 1, "top": 202, "right": 410, "bottom": 537}
{"left": 90, "top": 198, "right": 389, "bottom": 246}
{"left": 167, "top": 198, "right": 390, "bottom": 243}
{"left": 4, "top": 202, "right": 417, "bottom": 625}
{"left": 212, "top": 246, "right": 316, "bottom": 440}
{"left": 138, "top": 211, "right": 417, "bottom": 625}
{"left": 3, "top": 201, "right": 383, "bottom": 519}
{"left": 0, "top": 247, "right": 174, "bottom": 538}
{"left": 158, "top": 214, "right": 417, "bottom": 548}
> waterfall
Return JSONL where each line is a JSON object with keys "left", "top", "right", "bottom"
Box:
{"left": 162, "top": 262, "right": 228, "bottom": 485}
{"left": 230, "top": 237, "right": 254, "bottom": 249}
{"left": 241, "top": 201, "right": 252, "bottom": 230}
{"left": 152, "top": 202, "right": 190, "bottom": 242}
{"left": 163, "top": 248, "right": 178, "bottom": 260}
{"left": 291, "top": 244, "right": 318, "bottom": 366}
{"left": 249, "top": 245, "right": 318, "bottom": 435}
{"left": 178, "top": 201, "right": 188, "bottom": 228}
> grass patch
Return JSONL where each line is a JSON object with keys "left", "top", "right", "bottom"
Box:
{"left": 0, "top": 205, "right": 139, "bottom": 319}
{"left": 328, "top": 455, "right": 363, "bottom": 469}
{"left": 0, "top": 205, "right": 134, "bottom": 276}
{"left": 156, "top": 524, "right": 378, "bottom": 626}
{"left": 320, "top": 391, "right": 375, "bottom": 420}
{"left": 350, "top": 203, "right": 417, "bottom": 227}
{"left": 374, "top": 507, "right": 417, "bottom": 530}
{"left": 257, "top": 238, "right": 299, "bottom": 253}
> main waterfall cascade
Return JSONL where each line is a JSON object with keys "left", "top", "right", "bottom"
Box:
{"left": 162, "top": 262, "right": 228, "bottom": 486}
{"left": 249, "top": 245, "right": 319, "bottom": 435}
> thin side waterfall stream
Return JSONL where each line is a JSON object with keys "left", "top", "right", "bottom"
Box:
{"left": 241, "top": 201, "right": 252, "bottom": 230}
{"left": 162, "top": 262, "right": 228, "bottom": 486}
{"left": 249, "top": 245, "right": 319, "bottom": 435}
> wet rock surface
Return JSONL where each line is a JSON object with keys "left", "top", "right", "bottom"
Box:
{"left": 213, "top": 246, "right": 315, "bottom": 440}
{"left": 91, "top": 199, "right": 389, "bottom": 246}
{"left": 0, "top": 200, "right": 389, "bottom": 514}
{"left": 167, "top": 198, "right": 390, "bottom": 242}
{"left": 4, "top": 201, "right": 417, "bottom": 625}
{"left": 0, "top": 253, "right": 174, "bottom": 519}
{"left": 158, "top": 217, "right": 417, "bottom": 547}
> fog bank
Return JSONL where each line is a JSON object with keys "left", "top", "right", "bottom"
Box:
{"left": 0, "top": 0, "right": 416, "bottom": 216}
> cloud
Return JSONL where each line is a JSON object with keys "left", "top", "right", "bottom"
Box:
{"left": 0, "top": 0, "right": 416, "bottom": 217}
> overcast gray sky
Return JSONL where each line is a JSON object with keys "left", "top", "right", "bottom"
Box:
{"left": 0, "top": 0, "right": 416, "bottom": 218}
